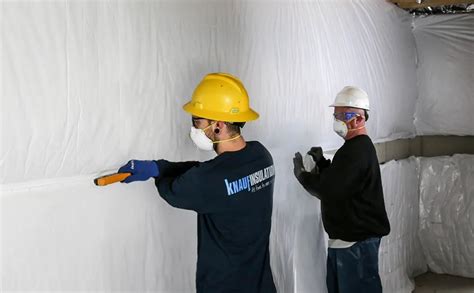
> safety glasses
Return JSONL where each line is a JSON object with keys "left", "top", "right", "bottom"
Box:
{"left": 191, "top": 117, "right": 207, "bottom": 128}
{"left": 333, "top": 112, "right": 361, "bottom": 121}
{"left": 192, "top": 117, "right": 215, "bottom": 130}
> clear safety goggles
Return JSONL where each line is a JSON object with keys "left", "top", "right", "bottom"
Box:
{"left": 191, "top": 117, "right": 209, "bottom": 128}
{"left": 333, "top": 112, "right": 361, "bottom": 121}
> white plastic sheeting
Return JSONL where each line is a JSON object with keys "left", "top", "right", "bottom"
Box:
{"left": 1, "top": 156, "right": 430, "bottom": 292}
{"left": 413, "top": 14, "right": 474, "bottom": 135}
{"left": 379, "top": 158, "right": 427, "bottom": 293}
{"left": 1, "top": 179, "right": 197, "bottom": 291}
{"left": 270, "top": 150, "right": 328, "bottom": 293}
{"left": 0, "top": 0, "right": 418, "bottom": 185}
{"left": 418, "top": 154, "right": 474, "bottom": 278}
{"left": 3, "top": 0, "right": 468, "bottom": 292}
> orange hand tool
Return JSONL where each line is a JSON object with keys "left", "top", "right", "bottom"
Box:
{"left": 94, "top": 173, "right": 131, "bottom": 186}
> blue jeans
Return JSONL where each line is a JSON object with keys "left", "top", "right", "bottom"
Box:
{"left": 326, "top": 237, "right": 382, "bottom": 293}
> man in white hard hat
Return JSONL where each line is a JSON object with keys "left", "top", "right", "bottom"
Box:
{"left": 293, "top": 86, "right": 390, "bottom": 293}
{"left": 117, "top": 73, "right": 277, "bottom": 293}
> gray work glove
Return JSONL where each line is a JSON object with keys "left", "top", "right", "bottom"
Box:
{"left": 307, "top": 146, "right": 331, "bottom": 170}
{"left": 307, "top": 147, "right": 324, "bottom": 162}
{"left": 293, "top": 152, "right": 305, "bottom": 181}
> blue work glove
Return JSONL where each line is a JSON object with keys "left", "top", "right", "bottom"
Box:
{"left": 118, "top": 160, "right": 159, "bottom": 183}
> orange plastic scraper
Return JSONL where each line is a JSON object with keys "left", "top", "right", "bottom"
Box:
{"left": 94, "top": 173, "right": 131, "bottom": 186}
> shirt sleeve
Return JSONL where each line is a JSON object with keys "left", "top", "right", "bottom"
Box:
{"left": 154, "top": 160, "right": 208, "bottom": 213}
{"left": 298, "top": 152, "right": 366, "bottom": 202}
{"left": 156, "top": 160, "right": 199, "bottom": 177}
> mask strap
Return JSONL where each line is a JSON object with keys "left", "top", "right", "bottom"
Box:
{"left": 213, "top": 135, "right": 241, "bottom": 144}
{"left": 197, "top": 122, "right": 242, "bottom": 144}
{"left": 348, "top": 126, "right": 365, "bottom": 132}
{"left": 346, "top": 117, "right": 365, "bottom": 132}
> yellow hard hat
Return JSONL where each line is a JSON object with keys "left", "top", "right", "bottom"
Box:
{"left": 183, "top": 73, "right": 259, "bottom": 122}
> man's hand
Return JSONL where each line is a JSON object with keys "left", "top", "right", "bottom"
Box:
{"left": 307, "top": 147, "right": 324, "bottom": 163}
{"left": 293, "top": 152, "right": 305, "bottom": 180}
{"left": 307, "top": 146, "right": 331, "bottom": 170}
{"left": 118, "top": 160, "right": 159, "bottom": 183}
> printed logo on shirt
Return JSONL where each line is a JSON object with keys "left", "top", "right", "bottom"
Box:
{"left": 224, "top": 165, "right": 275, "bottom": 196}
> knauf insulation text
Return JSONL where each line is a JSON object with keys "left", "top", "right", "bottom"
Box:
{"left": 224, "top": 165, "right": 275, "bottom": 196}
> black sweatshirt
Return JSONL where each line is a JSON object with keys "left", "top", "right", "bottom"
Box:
{"left": 297, "top": 135, "right": 390, "bottom": 241}
{"left": 154, "top": 141, "right": 276, "bottom": 293}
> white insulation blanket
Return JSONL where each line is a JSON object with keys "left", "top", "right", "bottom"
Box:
{"left": 413, "top": 14, "right": 474, "bottom": 136}
{"left": 1, "top": 0, "right": 473, "bottom": 292}
{"left": 418, "top": 155, "right": 474, "bottom": 278}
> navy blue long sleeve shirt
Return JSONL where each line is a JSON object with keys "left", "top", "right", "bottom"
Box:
{"left": 155, "top": 141, "right": 276, "bottom": 293}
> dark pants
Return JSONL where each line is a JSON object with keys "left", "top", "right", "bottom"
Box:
{"left": 326, "top": 237, "right": 382, "bottom": 293}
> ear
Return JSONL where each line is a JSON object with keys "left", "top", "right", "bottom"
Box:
{"left": 348, "top": 117, "right": 359, "bottom": 128}
{"left": 356, "top": 115, "right": 365, "bottom": 126}
{"left": 213, "top": 121, "right": 224, "bottom": 135}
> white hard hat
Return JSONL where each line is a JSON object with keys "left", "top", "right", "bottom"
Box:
{"left": 329, "top": 86, "right": 370, "bottom": 111}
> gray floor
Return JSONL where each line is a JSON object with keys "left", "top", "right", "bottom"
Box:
{"left": 414, "top": 272, "right": 474, "bottom": 293}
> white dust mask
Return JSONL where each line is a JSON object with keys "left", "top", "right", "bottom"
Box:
{"left": 189, "top": 122, "right": 243, "bottom": 151}
{"left": 190, "top": 125, "right": 214, "bottom": 151}
{"left": 333, "top": 115, "right": 366, "bottom": 139}
{"left": 333, "top": 119, "right": 349, "bottom": 138}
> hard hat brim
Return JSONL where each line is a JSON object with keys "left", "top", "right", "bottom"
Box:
{"left": 329, "top": 103, "right": 370, "bottom": 111}
{"left": 183, "top": 102, "right": 259, "bottom": 122}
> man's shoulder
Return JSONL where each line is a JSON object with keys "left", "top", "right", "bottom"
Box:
{"left": 346, "top": 135, "right": 375, "bottom": 149}
{"left": 248, "top": 141, "right": 273, "bottom": 161}
{"left": 352, "top": 134, "right": 373, "bottom": 143}
{"left": 336, "top": 135, "right": 376, "bottom": 159}
{"left": 247, "top": 140, "right": 263, "bottom": 148}
{"left": 205, "top": 141, "right": 273, "bottom": 170}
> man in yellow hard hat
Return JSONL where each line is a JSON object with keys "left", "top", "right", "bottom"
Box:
{"left": 118, "top": 73, "right": 277, "bottom": 293}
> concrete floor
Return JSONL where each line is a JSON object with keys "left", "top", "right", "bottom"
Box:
{"left": 414, "top": 272, "right": 474, "bottom": 293}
